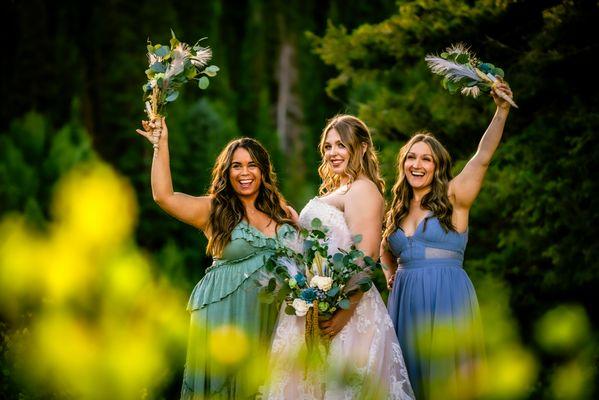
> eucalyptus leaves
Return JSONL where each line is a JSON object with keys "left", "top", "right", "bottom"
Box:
{"left": 143, "top": 30, "right": 219, "bottom": 120}
{"left": 261, "top": 217, "right": 376, "bottom": 320}
{"left": 259, "top": 217, "right": 377, "bottom": 365}
{"left": 425, "top": 43, "right": 518, "bottom": 108}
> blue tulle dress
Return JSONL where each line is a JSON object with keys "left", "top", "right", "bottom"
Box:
{"left": 180, "top": 221, "right": 294, "bottom": 399}
{"left": 387, "top": 214, "right": 484, "bottom": 400}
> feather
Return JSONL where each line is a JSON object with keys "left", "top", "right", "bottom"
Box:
{"left": 147, "top": 52, "right": 158, "bottom": 66}
{"left": 461, "top": 86, "right": 481, "bottom": 98}
{"left": 424, "top": 56, "right": 480, "bottom": 82}
{"left": 191, "top": 46, "right": 212, "bottom": 68}
{"left": 426, "top": 43, "right": 518, "bottom": 108}
{"left": 445, "top": 43, "right": 472, "bottom": 57}
{"left": 278, "top": 257, "right": 300, "bottom": 277}
{"left": 165, "top": 43, "right": 189, "bottom": 79}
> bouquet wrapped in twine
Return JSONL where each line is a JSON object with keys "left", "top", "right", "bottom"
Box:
{"left": 425, "top": 43, "right": 518, "bottom": 108}
{"left": 143, "top": 30, "right": 219, "bottom": 120}
{"left": 260, "top": 218, "right": 377, "bottom": 367}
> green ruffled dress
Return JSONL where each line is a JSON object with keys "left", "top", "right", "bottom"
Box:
{"left": 180, "top": 221, "right": 295, "bottom": 399}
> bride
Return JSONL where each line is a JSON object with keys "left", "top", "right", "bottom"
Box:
{"left": 263, "top": 115, "right": 414, "bottom": 399}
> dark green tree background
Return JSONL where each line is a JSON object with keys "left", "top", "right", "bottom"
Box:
{"left": 2, "top": 0, "right": 597, "bottom": 398}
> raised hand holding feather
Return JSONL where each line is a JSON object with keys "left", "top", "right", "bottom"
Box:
{"left": 425, "top": 43, "right": 518, "bottom": 108}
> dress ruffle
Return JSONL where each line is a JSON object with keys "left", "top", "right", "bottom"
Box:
{"left": 187, "top": 222, "right": 295, "bottom": 311}
{"left": 187, "top": 253, "right": 271, "bottom": 311}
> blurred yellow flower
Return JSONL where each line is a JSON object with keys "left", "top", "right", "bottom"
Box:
{"left": 41, "top": 231, "right": 91, "bottom": 301}
{"left": 104, "top": 249, "right": 152, "bottom": 304}
{"left": 209, "top": 324, "right": 249, "bottom": 365}
{"left": 483, "top": 344, "right": 538, "bottom": 399}
{"left": 28, "top": 312, "right": 99, "bottom": 395}
{"left": 51, "top": 163, "right": 137, "bottom": 251}
{"left": 550, "top": 358, "right": 594, "bottom": 399}
{"left": 0, "top": 216, "right": 43, "bottom": 314}
{"left": 534, "top": 304, "right": 591, "bottom": 354}
{"left": 1, "top": 162, "right": 189, "bottom": 399}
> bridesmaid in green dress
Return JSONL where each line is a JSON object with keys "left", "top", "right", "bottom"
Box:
{"left": 136, "top": 118, "right": 298, "bottom": 399}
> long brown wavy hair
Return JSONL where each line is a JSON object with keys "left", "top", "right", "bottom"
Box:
{"left": 317, "top": 115, "right": 385, "bottom": 195}
{"left": 206, "top": 137, "right": 295, "bottom": 257}
{"left": 383, "top": 132, "right": 455, "bottom": 240}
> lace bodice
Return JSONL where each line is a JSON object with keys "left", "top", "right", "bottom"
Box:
{"left": 299, "top": 197, "right": 353, "bottom": 254}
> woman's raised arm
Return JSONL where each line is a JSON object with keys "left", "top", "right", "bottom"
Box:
{"left": 450, "top": 83, "right": 514, "bottom": 210}
{"left": 137, "top": 117, "right": 212, "bottom": 231}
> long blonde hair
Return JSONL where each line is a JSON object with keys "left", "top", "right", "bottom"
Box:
{"left": 383, "top": 132, "right": 455, "bottom": 240}
{"left": 317, "top": 115, "right": 385, "bottom": 195}
{"left": 206, "top": 138, "right": 295, "bottom": 257}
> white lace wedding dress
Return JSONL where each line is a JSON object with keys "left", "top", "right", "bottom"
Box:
{"left": 262, "top": 197, "right": 414, "bottom": 399}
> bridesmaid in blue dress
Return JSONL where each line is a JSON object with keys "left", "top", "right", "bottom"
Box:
{"left": 381, "top": 82, "right": 514, "bottom": 399}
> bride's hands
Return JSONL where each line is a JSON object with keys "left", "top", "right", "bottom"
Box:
{"left": 319, "top": 293, "right": 361, "bottom": 338}
{"left": 320, "top": 308, "right": 353, "bottom": 338}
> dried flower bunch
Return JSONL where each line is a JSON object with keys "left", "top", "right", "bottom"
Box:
{"left": 143, "top": 30, "right": 219, "bottom": 119}
{"left": 425, "top": 43, "right": 518, "bottom": 108}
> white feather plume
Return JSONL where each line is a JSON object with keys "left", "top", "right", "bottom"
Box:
{"left": 191, "top": 46, "right": 212, "bottom": 68}
{"left": 277, "top": 257, "right": 300, "bottom": 277}
{"left": 165, "top": 48, "right": 187, "bottom": 79}
{"left": 424, "top": 56, "right": 480, "bottom": 82}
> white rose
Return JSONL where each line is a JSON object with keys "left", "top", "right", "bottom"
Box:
{"left": 292, "top": 298, "right": 311, "bottom": 317}
{"left": 309, "top": 275, "right": 333, "bottom": 292}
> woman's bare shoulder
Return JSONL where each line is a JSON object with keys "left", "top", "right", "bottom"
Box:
{"left": 347, "top": 178, "right": 383, "bottom": 200}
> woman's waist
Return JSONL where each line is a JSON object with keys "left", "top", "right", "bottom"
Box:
{"left": 397, "top": 258, "right": 464, "bottom": 270}
{"left": 207, "top": 251, "right": 273, "bottom": 272}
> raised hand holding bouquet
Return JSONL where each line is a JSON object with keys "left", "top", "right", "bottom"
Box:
{"left": 425, "top": 43, "right": 517, "bottom": 108}
{"left": 142, "top": 30, "right": 219, "bottom": 122}
{"left": 260, "top": 217, "right": 376, "bottom": 362}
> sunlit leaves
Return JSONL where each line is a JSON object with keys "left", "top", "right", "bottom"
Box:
{"left": 150, "top": 62, "right": 166, "bottom": 73}
{"left": 165, "top": 91, "right": 179, "bottom": 102}
{"left": 204, "top": 65, "right": 220, "bottom": 77}
{"left": 169, "top": 29, "right": 180, "bottom": 50}
{"left": 198, "top": 76, "right": 210, "bottom": 90}
{"left": 338, "top": 298, "right": 350, "bottom": 309}
{"left": 153, "top": 45, "right": 169, "bottom": 58}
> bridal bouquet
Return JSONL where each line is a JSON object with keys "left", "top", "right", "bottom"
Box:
{"left": 142, "top": 30, "right": 219, "bottom": 120}
{"left": 425, "top": 43, "right": 518, "bottom": 108}
{"left": 261, "top": 218, "right": 376, "bottom": 355}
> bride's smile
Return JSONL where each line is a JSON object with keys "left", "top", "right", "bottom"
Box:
{"left": 323, "top": 128, "right": 350, "bottom": 175}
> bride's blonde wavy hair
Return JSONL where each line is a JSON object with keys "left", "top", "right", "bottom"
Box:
{"left": 317, "top": 115, "right": 385, "bottom": 195}
{"left": 206, "top": 138, "right": 295, "bottom": 257}
{"left": 383, "top": 132, "right": 455, "bottom": 241}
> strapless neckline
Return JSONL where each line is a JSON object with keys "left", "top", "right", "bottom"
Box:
{"left": 299, "top": 196, "right": 353, "bottom": 254}
{"left": 310, "top": 196, "right": 343, "bottom": 215}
